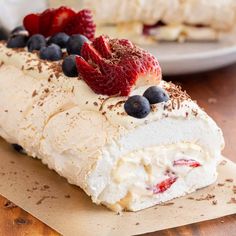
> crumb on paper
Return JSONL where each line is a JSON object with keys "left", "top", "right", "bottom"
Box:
{"left": 207, "top": 98, "right": 217, "bottom": 104}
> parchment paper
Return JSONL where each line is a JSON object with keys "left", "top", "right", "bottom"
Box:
{"left": 0, "top": 138, "right": 235, "bottom": 236}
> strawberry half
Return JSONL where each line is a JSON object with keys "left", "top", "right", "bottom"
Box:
{"left": 173, "top": 159, "right": 201, "bottom": 168}
{"left": 64, "top": 9, "right": 96, "bottom": 40}
{"left": 50, "top": 7, "right": 76, "bottom": 36}
{"left": 23, "top": 13, "right": 40, "bottom": 36}
{"left": 23, "top": 7, "right": 95, "bottom": 40}
{"left": 76, "top": 35, "right": 162, "bottom": 96}
{"left": 152, "top": 176, "right": 177, "bottom": 194}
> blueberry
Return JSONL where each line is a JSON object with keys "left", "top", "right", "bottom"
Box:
{"left": 66, "top": 34, "right": 89, "bottom": 55}
{"left": 62, "top": 55, "right": 78, "bottom": 77}
{"left": 7, "top": 35, "right": 28, "bottom": 48}
{"left": 124, "top": 95, "right": 151, "bottom": 119}
{"left": 27, "top": 34, "right": 46, "bottom": 52}
{"left": 10, "top": 25, "right": 27, "bottom": 36}
{"left": 12, "top": 144, "right": 26, "bottom": 154}
{"left": 39, "top": 44, "right": 62, "bottom": 61}
{"left": 48, "top": 32, "right": 70, "bottom": 48}
{"left": 143, "top": 86, "right": 169, "bottom": 104}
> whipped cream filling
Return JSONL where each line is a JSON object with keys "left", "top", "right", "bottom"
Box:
{"left": 0, "top": 43, "right": 225, "bottom": 211}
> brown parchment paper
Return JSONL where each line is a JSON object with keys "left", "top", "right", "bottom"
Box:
{"left": 0, "top": 138, "right": 235, "bottom": 236}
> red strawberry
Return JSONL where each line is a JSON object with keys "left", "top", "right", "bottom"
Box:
{"left": 23, "top": 7, "right": 95, "bottom": 39}
{"left": 64, "top": 9, "right": 96, "bottom": 40}
{"left": 152, "top": 176, "right": 177, "bottom": 194}
{"left": 173, "top": 159, "right": 201, "bottom": 168}
{"left": 39, "top": 9, "right": 55, "bottom": 37}
{"left": 50, "top": 7, "right": 76, "bottom": 35}
{"left": 76, "top": 35, "right": 162, "bottom": 96}
{"left": 23, "top": 14, "right": 40, "bottom": 36}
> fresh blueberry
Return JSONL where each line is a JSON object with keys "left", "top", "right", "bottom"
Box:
{"left": 124, "top": 95, "right": 151, "bottom": 119}
{"left": 62, "top": 55, "right": 78, "bottom": 77}
{"left": 143, "top": 86, "right": 169, "bottom": 104}
{"left": 27, "top": 34, "right": 46, "bottom": 52}
{"left": 10, "top": 25, "right": 26, "bottom": 35}
{"left": 7, "top": 35, "right": 28, "bottom": 48}
{"left": 39, "top": 44, "right": 62, "bottom": 61}
{"left": 12, "top": 144, "right": 26, "bottom": 154}
{"left": 66, "top": 34, "right": 89, "bottom": 55}
{"left": 48, "top": 32, "right": 70, "bottom": 48}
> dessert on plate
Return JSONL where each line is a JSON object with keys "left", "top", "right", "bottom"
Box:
{"left": 0, "top": 7, "right": 224, "bottom": 212}
{"left": 49, "top": 0, "right": 236, "bottom": 43}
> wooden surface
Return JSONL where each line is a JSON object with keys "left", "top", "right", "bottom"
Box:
{"left": 0, "top": 64, "right": 235, "bottom": 236}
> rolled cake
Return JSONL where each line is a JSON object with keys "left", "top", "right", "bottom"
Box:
{"left": 0, "top": 6, "right": 224, "bottom": 211}
{"left": 49, "top": 0, "right": 236, "bottom": 43}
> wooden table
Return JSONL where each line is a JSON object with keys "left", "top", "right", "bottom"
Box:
{"left": 0, "top": 64, "right": 235, "bottom": 236}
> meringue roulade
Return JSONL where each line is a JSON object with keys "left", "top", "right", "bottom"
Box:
{"left": 49, "top": 0, "right": 236, "bottom": 43}
{"left": 0, "top": 33, "right": 224, "bottom": 211}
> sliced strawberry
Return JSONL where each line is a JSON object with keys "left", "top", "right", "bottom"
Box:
{"left": 93, "top": 36, "right": 112, "bottom": 59}
{"left": 50, "top": 6, "right": 76, "bottom": 36}
{"left": 64, "top": 9, "right": 96, "bottom": 40}
{"left": 39, "top": 9, "right": 55, "bottom": 37}
{"left": 23, "top": 14, "right": 40, "bottom": 36}
{"left": 152, "top": 176, "right": 177, "bottom": 194}
{"left": 76, "top": 35, "right": 162, "bottom": 96}
{"left": 173, "top": 159, "right": 201, "bottom": 168}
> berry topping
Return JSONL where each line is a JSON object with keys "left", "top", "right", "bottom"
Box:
{"left": 62, "top": 55, "right": 78, "bottom": 77}
{"left": 50, "top": 7, "right": 75, "bottom": 36}
{"left": 27, "top": 34, "right": 46, "bottom": 52}
{"left": 75, "top": 35, "right": 162, "bottom": 96}
{"left": 152, "top": 176, "right": 177, "bottom": 194}
{"left": 7, "top": 35, "right": 28, "bottom": 48}
{"left": 23, "top": 7, "right": 95, "bottom": 40}
{"left": 23, "top": 13, "right": 40, "bottom": 36}
{"left": 48, "top": 32, "right": 69, "bottom": 48}
{"left": 143, "top": 86, "right": 169, "bottom": 104}
{"left": 124, "top": 95, "right": 151, "bottom": 119}
{"left": 64, "top": 9, "right": 96, "bottom": 40}
{"left": 39, "top": 44, "right": 62, "bottom": 61}
{"left": 66, "top": 34, "right": 89, "bottom": 55}
{"left": 11, "top": 26, "right": 28, "bottom": 36}
{"left": 173, "top": 159, "right": 201, "bottom": 168}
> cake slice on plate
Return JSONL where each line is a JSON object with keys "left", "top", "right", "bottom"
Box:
{"left": 49, "top": 0, "right": 236, "bottom": 43}
{"left": 0, "top": 7, "right": 224, "bottom": 211}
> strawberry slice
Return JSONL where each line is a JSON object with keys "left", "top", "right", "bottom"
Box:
{"left": 39, "top": 9, "right": 55, "bottom": 37}
{"left": 152, "top": 176, "right": 177, "bottom": 194}
{"left": 50, "top": 7, "right": 76, "bottom": 36}
{"left": 64, "top": 9, "right": 96, "bottom": 40}
{"left": 173, "top": 159, "right": 201, "bottom": 168}
{"left": 23, "top": 7, "right": 95, "bottom": 39}
{"left": 76, "top": 35, "right": 162, "bottom": 96}
{"left": 23, "top": 14, "right": 40, "bottom": 36}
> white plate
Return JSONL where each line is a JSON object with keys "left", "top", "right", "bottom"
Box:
{"left": 144, "top": 32, "right": 236, "bottom": 75}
